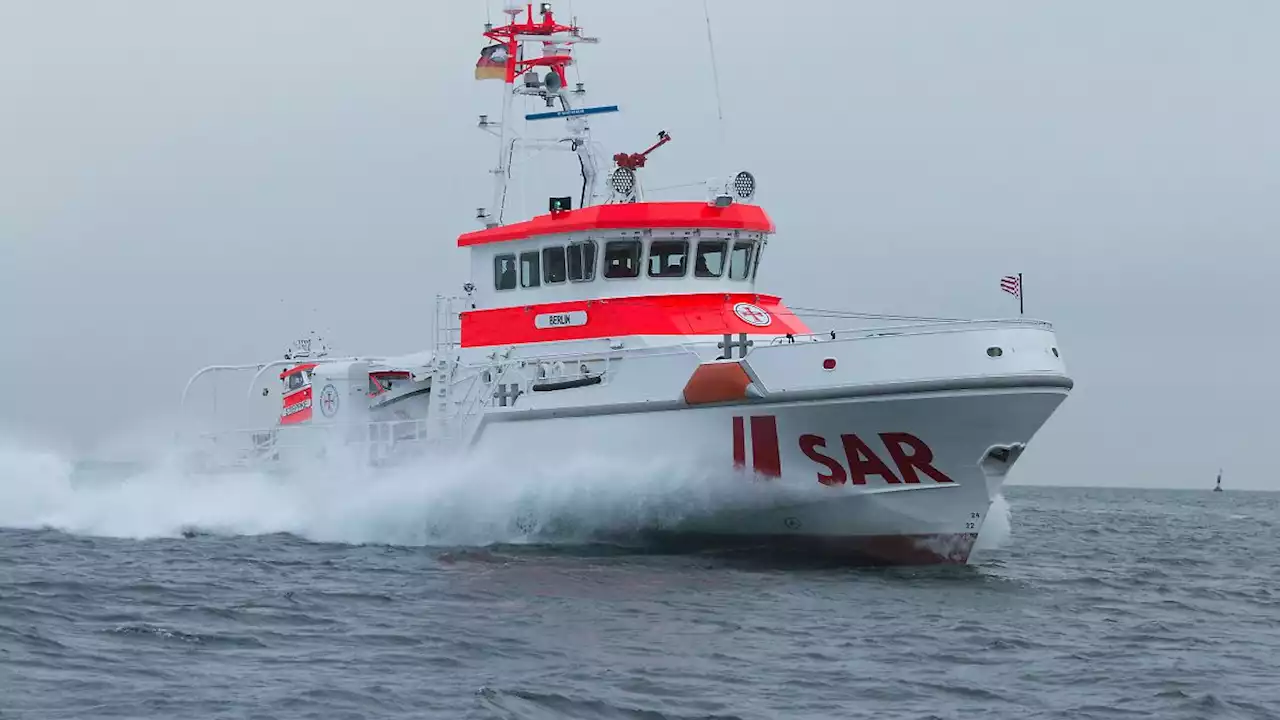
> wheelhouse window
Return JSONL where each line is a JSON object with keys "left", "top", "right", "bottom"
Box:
{"left": 520, "top": 251, "right": 540, "bottom": 288}
{"left": 603, "top": 240, "right": 642, "bottom": 279}
{"left": 694, "top": 240, "right": 727, "bottom": 278}
{"left": 567, "top": 240, "right": 597, "bottom": 282}
{"left": 729, "top": 241, "right": 754, "bottom": 280}
{"left": 542, "top": 246, "right": 567, "bottom": 284}
{"left": 648, "top": 240, "right": 689, "bottom": 278}
{"left": 494, "top": 253, "right": 517, "bottom": 290}
{"left": 285, "top": 372, "right": 308, "bottom": 391}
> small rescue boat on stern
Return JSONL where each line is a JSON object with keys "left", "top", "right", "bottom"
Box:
{"left": 180, "top": 3, "right": 1072, "bottom": 565}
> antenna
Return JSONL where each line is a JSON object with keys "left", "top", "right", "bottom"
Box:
{"left": 702, "top": 0, "right": 726, "bottom": 173}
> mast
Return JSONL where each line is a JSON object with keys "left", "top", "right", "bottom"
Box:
{"left": 475, "top": 3, "right": 600, "bottom": 227}
{"left": 471, "top": 4, "right": 750, "bottom": 224}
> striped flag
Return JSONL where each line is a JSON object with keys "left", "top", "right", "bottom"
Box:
{"left": 475, "top": 43, "right": 509, "bottom": 81}
{"left": 1000, "top": 274, "right": 1021, "bottom": 298}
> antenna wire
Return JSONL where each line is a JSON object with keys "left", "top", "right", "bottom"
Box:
{"left": 702, "top": 0, "right": 726, "bottom": 173}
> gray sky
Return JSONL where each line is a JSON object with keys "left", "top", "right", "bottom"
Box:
{"left": 2, "top": 0, "right": 1277, "bottom": 490}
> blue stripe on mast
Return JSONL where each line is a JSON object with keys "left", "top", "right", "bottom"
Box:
{"left": 525, "top": 105, "right": 620, "bottom": 121}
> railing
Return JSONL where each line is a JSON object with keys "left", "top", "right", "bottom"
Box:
{"left": 189, "top": 418, "right": 443, "bottom": 469}
{"left": 433, "top": 294, "right": 464, "bottom": 355}
{"left": 177, "top": 306, "right": 1053, "bottom": 441}
{"left": 764, "top": 314, "right": 1055, "bottom": 346}
{"left": 175, "top": 309, "right": 1060, "bottom": 472}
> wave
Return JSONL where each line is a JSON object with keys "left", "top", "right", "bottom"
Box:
{"left": 973, "top": 493, "right": 1012, "bottom": 552}
{"left": 476, "top": 687, "right": 746, "bottom": 720}
{"left": 1, "top": 435, "right": 1019, "bottom": 559}
{"left": 0, "top": 439, "right": 811, "bottom": 548}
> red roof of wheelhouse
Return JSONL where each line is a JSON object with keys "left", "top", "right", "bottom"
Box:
{"left": 456, "top": 201, "right": 776, "bottom": 247}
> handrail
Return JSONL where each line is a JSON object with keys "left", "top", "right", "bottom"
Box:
{"left": 411, "top": 319, "right": 1043, "bottom": 384}
{"left": 766, "top": 317, "right": 1053, "bottom": 345}
{"left": 243, "top": 356, "right": 385, "bottom": 399}
{"left": 783, "top": 306, "right": 1054, "bottom": 326}
{"left": 195, "top": 417, "right": 431, "bottom": 441}
{"left": 181, "top": 356, "right": 389, "bottom": 410}
{"left": 180, "top": 364, "right": 271, "bottom": 411}
{"left": 442, "top": 318, "right": 1047, "bottom": 369}
{"left": 179, "top": 314, "right": 1053, "bottom": 435}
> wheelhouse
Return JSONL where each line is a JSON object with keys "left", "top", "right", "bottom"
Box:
{"left": 460, "top": 201, "right": 774, "bottom": 310}
{"left": 452, "top": 201, "right": 805, "bottom": 348}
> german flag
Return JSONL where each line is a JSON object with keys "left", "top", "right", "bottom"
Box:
{"left": 475, "top": 43, "right": 509, "bottom": 81}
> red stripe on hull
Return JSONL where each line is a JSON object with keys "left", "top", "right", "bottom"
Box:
{"left": 457, "top": 201, "right": 775, "bottom": 246}
{"left": 749, "top": 416, "right": 782, "bottom": 477}
{"left": 460, "top": 293, "right": 809, "bottom": 347}
{"left": 732, "top": 416, "right": 746, "bottom": 469}
{"left": 629, "top": 532, "right": 979, "bottom": 566}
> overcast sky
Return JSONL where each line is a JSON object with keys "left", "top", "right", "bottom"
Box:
{"left": 2, "top": 0, "right": 1277, "bottom": 490}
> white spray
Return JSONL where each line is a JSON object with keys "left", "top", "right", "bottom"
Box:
{"left": 0, "top": 438, "right": 815, "bottom": 547}
{"left": 973, "top": 493, "right": 1013, "bottom": 552}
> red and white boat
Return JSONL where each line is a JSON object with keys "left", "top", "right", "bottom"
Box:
{"left": 180, "top": 3, "right": 1072, "bottom": 564}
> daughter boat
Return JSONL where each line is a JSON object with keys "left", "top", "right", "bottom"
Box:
{"left": 179, "top": 3, "right": 1072, "bottom": 564}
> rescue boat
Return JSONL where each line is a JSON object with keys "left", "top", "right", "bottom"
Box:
{"left": 179, "top": 3, "right": 1073, "bottom": 564}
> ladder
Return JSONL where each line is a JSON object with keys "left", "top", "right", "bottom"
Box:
{"left": 427, "top": 349, "right": 516, "bottom": 446}
{"left": 432, "top": 294, "right": 463, "bottom": 355}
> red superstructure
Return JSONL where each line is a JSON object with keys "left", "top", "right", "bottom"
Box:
{"left": 458, "top": 4, "right": 804, "bottom": 349}
{"left": 457, "top": 202, "right": 775, "bottom": 247}
{"left": 460, "top": 293, "right": 808, "bottom": 348}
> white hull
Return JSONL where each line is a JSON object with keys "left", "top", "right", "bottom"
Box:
{"left": 182, "top": 321, "right": 1070, "bottom": 565}
{"left": 469, "top": 384, "right": 1065, "bottom": 564}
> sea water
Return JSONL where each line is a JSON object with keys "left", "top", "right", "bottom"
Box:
{"left": 1, "top": 444, "right": 1276, "bottom": 719}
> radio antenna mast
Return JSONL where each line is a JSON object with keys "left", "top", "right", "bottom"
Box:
{"left": 702, "top": 0, "right": 726, "bottom": 173}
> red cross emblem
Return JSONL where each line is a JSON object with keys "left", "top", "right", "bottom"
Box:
{"left": 733, "top": 302, "right": 772, "bottom": 327}
{"left": 319, "top": 384, "right": 340, "bottom": 417}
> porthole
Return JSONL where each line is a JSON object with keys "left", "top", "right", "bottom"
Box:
{"left": 1052, "top": 348, "right": 1059, "bottom": 357}
{"left": 986, "top": 347, "right": 1003, "bottom": 358}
